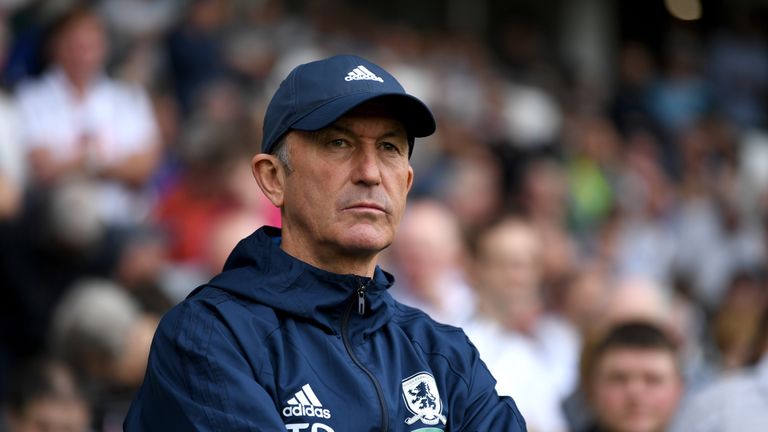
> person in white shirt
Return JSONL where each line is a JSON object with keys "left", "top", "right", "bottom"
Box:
{"left": 15, "top": 6, "right": 159, "bottom": 225}
{"left": 462, "top": 215, "right": 580, "bottom": 432}
{"left": 0, "top": 20, "right": 23, "bottom": 220}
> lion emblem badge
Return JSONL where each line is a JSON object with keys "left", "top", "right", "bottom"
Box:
{"left": 401, "top": 372, "right": 447, "bottom": 426}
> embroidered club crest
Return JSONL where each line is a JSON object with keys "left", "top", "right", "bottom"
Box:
{"left": 401, "top": 372, "right": 447, "bottom": 426}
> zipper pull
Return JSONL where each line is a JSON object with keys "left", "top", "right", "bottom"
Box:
{"left": 357, "top": 286, "right": 366, "bottom": 315}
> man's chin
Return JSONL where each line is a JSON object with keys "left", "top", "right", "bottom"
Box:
{"left": 616, "top": 416, "right": 659, "bottom": 432}
{"left": 337, "top": 225, "right": 394, "bottom": 254}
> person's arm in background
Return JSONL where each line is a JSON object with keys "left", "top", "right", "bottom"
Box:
{"left": 0, "top": 172, "right": 21, "bottom": 219}
{"left": 88, "top": 85, "right": 162, "bottom": 187}
{"left": 95, "top": 143, "right": 160, "bottom": 188}
{"left": 124, "top": 299, "right": 286, "bottom": 431}
{"left": 94, "top": 87, "right": 161, "bottom": 188}
{"left": 0, "top": 102, "right": 23, "bottom": 219}
{"left": 26, "top": 145, "right": 87, "bottom": 185}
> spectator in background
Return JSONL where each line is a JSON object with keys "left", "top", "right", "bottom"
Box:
{"left": 517, "top": 155, "right": 579, "bottom": 293}
{"left": 564, "top": 276, "right": 701, "bottom": 432}
{"left": 707, "top": 12, "right": 768, "bottom": 129}
{"left": 671, "top": 295, "right": 768, "bottom": 432}
{"left": 0, "top": 18, "right": 23, "bottom": 222}
{"left": 647, "top": 30, "right": 712, "bottom": 178}
{"left": 15, "top": 5, "right": 160, "bottom": 226}
{"left": 598, "top": 278, "right": 674, "bottom": 329}
{"left": 439, "top": 149, "right": 505, "bottom": 232}
{"left": 2, "top": 358, "right": 91, "bottom": 432}
{"left": 99, "top": 0, "right": 183, "bottom": 90}
{"left": 710, "top": 269, "right": 767, "bottom": 372}
{"left": 463, "top": 215, "right": 579, "bottom": 432}
{"left": 613, "top": 136, "right": 678, "bottom": 286}
{"left": 49, "top": 278, "right": 158, "bottom": 432}
{"left": 562, "top": 115, "right": 620, "bottom": 237}
{"left": 166, "top": 0, "right": 230, "bottom": 115}
{"left": 387, "top": 198, "right": 475, "bottom": 326}
{"left": 554, "top": 264, "right": 610, "bottom": 343}
{"left": 583, "top": 321, "right": 683, "bottom": 432}
{"left": 654, "top": 32, "right": 712, "bottom": 126}
{"left": 673, "top": 120, "right": 764, "bottom": 308}
{"left": 0, "top": 179, "right": 122, "bottom": 384}
{"left": 609, "top": 42, "right": 658, "bottom": 138}
{"left": 599, "top": 277, "right": 704, "bottom": 385}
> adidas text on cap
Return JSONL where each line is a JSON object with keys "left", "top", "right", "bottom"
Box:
{"left": 261, "top": 54, "right": 436, "bottom": 157}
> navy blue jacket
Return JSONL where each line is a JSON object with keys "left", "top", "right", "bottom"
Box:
{"left": 125, "top": 226, "right": 526, "bottom": 431}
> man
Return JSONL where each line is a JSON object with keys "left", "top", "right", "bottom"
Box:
{"left": 669, "top": 307, "right": 768, "bottom": 432}
{"left": 0, "top": 19, "right": 22, "bottom": 221}
{"left": 584, "top": 321, "right": 683, "bottom": 432}
{"left": 3, "top": 359, "right": 91, "bottom": 432}
{"left": 50, "top": 277, "right": 159, "bottom": 430}
{"left": 15, "top": 6, "right": 159, "bottom": 225}
{"left": 125, "top": 55, "right": 525, "bottom": 431}
{"left": 462, "top": 215, "right": 578, "bottom": 431}
{"left": 387, "top": 198, "right": 475, "bottom": 327}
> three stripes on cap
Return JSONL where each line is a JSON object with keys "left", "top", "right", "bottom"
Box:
{"left": 345, "top": 65, "right": 384, "bottom": 83}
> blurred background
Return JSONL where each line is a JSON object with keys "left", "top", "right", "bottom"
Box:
{"left": 1, "top": 0, "right": 768, "bottom": 431}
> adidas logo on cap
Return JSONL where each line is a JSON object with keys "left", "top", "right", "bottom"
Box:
{"left": 344, "top": 65, "right": 384, "bottom": 83}
{"left": 282, "top": 384, "right": 332, "bottom": 419}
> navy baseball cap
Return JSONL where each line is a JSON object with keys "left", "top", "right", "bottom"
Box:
{"left": 261, "top": 54, "right": 436, "bottom": 157}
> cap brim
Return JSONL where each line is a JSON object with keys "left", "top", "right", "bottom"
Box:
{"left": 290, "top": 92, "right": 436, "bottom": 138}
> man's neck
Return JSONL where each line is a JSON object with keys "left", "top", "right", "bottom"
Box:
{"left": 279, "top": 236, "right": 379, "bottom": 278}
{"left": 58, "top": 68, "right": 96, "bottom": 100}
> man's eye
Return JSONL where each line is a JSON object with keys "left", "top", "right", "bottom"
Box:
{"left": 381, "top": 142, "right": 403, "bottom": 153}
{"left": 328, "top": 139, "right": 347, "bottom": 147}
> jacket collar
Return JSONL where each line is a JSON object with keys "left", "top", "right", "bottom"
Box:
{"left": 203, "top": 226, "right": 395, "bottom": 334}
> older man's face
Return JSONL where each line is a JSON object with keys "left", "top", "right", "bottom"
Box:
{"left": 280, "top": 105, "right": 413, "bottom": 269}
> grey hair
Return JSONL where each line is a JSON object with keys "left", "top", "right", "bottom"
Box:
{"left": 50, "top": 278, "right": 141, "bottom": 364}
{"left": 270, "top": 136, "right": 293, "bottom": 174}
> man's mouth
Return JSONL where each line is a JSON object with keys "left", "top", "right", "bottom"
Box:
{"left": 345, "top": 202, "right": 387, "bottom": 213}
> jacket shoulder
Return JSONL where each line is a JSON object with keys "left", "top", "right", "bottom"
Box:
{"left": 159, "top": 285, "right": 282, "bottom": 351}
{"left": 389, "top": 300, "right": 479, "bottom": 381}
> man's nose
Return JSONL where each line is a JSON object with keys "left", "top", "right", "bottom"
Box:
{"left": 625, "top": 376, "right": 646, "bottom": 399}
{"left": 351, "top": 145, "right": 382, "bottom": 186}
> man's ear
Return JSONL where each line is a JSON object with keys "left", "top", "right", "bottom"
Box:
{"left": 251, "top": 154, "right": 286, "bottom": 207}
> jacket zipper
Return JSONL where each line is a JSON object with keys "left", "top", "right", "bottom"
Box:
{"left": 341, "top": 280, "right": 389, "bottom": 431}
{"left": 357, "top": 284, "right": 366, "bottom": 315}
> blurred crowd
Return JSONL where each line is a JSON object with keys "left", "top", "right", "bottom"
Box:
{"left": 1, "top": 0, "right": 768, "bottom": 431}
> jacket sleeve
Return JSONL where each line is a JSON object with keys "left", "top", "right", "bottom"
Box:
{"left": 455, "top": 338, "right": 528, "bottom": 432}
{"left": 124, "top": 300, "right": 286, "bottom": 431}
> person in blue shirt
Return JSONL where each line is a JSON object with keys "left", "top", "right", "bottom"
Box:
{"left": 124, "top": 54, "right": 526, "bottom": 431}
